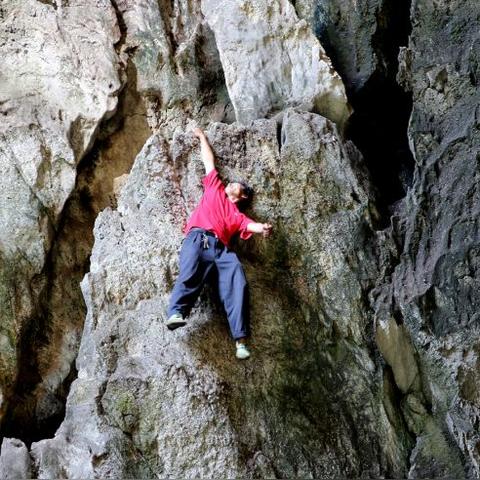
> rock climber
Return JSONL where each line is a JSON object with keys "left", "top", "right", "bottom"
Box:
{"left": 166, "top": 127, "right": 273, "bottom": 359}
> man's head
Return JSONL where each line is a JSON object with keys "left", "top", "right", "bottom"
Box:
{"left": 225, "top": 180, "right": 254, "bottom": 209}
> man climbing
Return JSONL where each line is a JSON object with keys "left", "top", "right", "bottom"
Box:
{"left": 166, "top": 127, "right": 272, "bottom": 360}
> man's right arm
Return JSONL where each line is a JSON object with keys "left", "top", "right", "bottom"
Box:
{"left": 193, "top": 127, "right": 215, "bottom": 174}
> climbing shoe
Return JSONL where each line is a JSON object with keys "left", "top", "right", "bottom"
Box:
{"left": 166, "top": 313, "right": 186, "bottom": 330}
{"left": 235, "top": 341, "right": 251, "bottom": 360}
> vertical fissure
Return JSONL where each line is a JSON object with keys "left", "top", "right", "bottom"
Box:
{"left": 297, "top": 0, "right": 415, "bottom": 229}
{"left": 345, "top": 0, "right": 414, "bottom": 228}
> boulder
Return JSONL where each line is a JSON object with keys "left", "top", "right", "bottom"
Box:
{"left": 31, "top": 110, "right": 407, "bottom": 477}
{"left": 201, "top": 0, "right": 351, "bottom": 127}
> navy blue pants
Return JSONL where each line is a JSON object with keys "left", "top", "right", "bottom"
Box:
{"left": 167, "top": 229, "right": 250, "bottom": 340}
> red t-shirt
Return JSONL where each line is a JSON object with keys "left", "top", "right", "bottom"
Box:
{"left": 184, "top": 169, "right": 254, "bottom": 247}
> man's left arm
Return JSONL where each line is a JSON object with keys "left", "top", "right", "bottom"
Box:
{"left": 246, "top": 222, "right": 273, "bottom": 238}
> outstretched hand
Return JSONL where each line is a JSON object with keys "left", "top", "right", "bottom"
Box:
{"left": 262, "top": 223, "right": 273, "bottom": 238}
{"left": 192, "top": 127, "right": 205, "bottom": 139}
{"left": 247, "top": 222, "right": 273, "bottom": 237}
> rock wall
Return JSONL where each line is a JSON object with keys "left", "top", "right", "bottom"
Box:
{"left": 294, "top": 0, "right": 415, "bottom": 218}
{"left": 30, "top": 112, "right": 408, "bottom": 478}
{"left": 202, "top": 0, "right": 351, "bottom": 127}
{"left": 0, "top": 0, "right": 123, "bottom": 428}
{"left": 0, "top": 0, "right": 479, "bottom": 478}
{"left": 372, "top": 0, "right": 480, "bottom": 476}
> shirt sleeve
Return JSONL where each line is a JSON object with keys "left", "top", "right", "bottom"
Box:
{"left": 238, "top": 213, "right": 255, "bottom": 240}
{"left": 202, "top": 168, "right": 223, "bottom": 190}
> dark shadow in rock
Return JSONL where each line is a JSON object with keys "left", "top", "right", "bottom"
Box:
{"left": 306, "top": 0, "right": 415, "bottom": 230}
{"left": 346, "top": 71, "right": 415, "bottom": 228}
{"left": 0, "top": 59, "right": 150, "bottom": 446}
{"left": 181, "top": 237, "right": 394, "bottom": 477}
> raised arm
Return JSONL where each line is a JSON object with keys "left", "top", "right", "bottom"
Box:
{"left": 193, "top": 127, "right": 215, "bottom": 174}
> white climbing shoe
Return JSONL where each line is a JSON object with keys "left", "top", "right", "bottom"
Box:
{"left": 166, "top": 312, "right": 186, "bottom": 330}
{"left": 235, "top": 341, "right": 251, "bottom": 360}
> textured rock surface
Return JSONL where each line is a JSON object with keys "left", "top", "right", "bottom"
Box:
{"left": 202, "top": 0, "right": 350, "bottom": 127}
{"left": 294, "top": 0, "right": 382, "bottom": 93}
{"left": 0, "top": 0, "right": 122, "bottom": 422}
{"left": 118, "top": 0, "right": 235, "bottom": 134}
{"left": 30, "top": 112, "right": 407, "bottom": 478}
{"left": 1, "top": 0, "right": 479, "bottom": 478}
{"left": 372, "top": 0, "right": 480, "bottom": 476}
{"left": 294, "top": 0, "right": 415, "bottom": 216}
{"left": 0, "top": 438, "right": 31, "bottom": 479}
{"left": 1, "top": 0, "right": 351, "bottom": 441}
{"left": 4, "top": 59, "right": 152, "bottom": 440}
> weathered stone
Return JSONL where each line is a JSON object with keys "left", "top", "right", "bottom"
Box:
{"left": 295, "top": 0, "right": 415, "bottom": 219}
{"left": 201, "top": 0, "right": 351, "bottom": 127}
{"left": 0, "top": 0, "right": 122, "bottom": 423}
{"left": 375, "top": 316, "right": 420, "bottom": 394}
{"left": 372, "top": 0, "right": 480, "bottom": 475}
{"left": 31, "top": 111, "right": 408, "bottom": 477}
{"left": 0, "top": 438, "right": 31, "bottom": 479}
{"left": 294, "top": 0, "right": 382, "bottom": 92}
{"left": 1, "top": 0, "right": 479, "bottom": 478}
{"left": 0, "top": 0, "right": 232, "bottom": 438}
{"left": 117, "top": 0, "right": 234, "bottom": 133}
{"left": 13, "top": 58, "right": 152, "bottom": 440}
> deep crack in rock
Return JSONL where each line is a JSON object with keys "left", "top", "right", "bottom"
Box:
{"left": 346, "top": 0, "right": 415, "bottom": 228}
{"left": 295, "top": 0, "right": 415, "bottom": 229}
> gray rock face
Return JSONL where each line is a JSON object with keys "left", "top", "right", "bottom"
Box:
{"left": 1, "top": 0, "right": 479, "bottom": 478}
{"left": 30, "top": 111, "right": 407, "bottom": 478}
{"left": 118, "top": 0, "right": 235, "bottom": 133}
{"left": 294, "top": 0, "right": 382, "bottom": 92}
{"left": 201, "top": 0, "right": 351, "bottom": 127}
{"left": 372, "top": 0, "right": 480, "bottom": 476}
{"left": 1, "top": 0, "right": 352, "bottom": 438}
{"left": 0, "top": 0, "right": 122, "bottom": 421}
{"left": 19, "top": 58, "right": 152, "bottom": 439}
{"left": 0, "top": 0, "right": 120, "bottom": 251}
{"left": 0, "top": 438, "right": 31, "bottom": 480}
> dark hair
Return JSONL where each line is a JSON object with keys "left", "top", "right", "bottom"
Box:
{"left": 237, "top": 181, "right": 254, "bottom": 210}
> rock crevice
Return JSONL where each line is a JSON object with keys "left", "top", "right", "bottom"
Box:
{"left": 294, "top": 0, "right": 415, "bottom": 228}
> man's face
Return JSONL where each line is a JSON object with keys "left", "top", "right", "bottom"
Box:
{"left": 225, "top": 182, "right": 247, "bottom": 204}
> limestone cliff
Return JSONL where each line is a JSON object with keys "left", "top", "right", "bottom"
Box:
{"left": 0, "top": 0, "right": 479, "bottom": 478}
